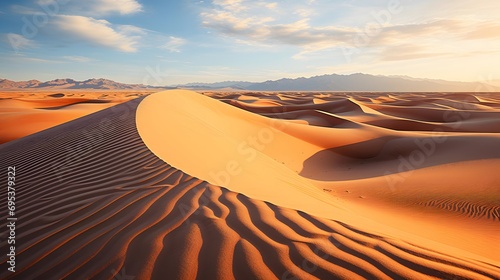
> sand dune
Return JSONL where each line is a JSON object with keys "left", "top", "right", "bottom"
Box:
{"left": 138, "top": 90, "right": 500, "bottom": 261}
{"left": 1, "top": 90, "right": 499, "bottom": 279}
{"left": 0, "top": 90, "right": 153, "bottom": 144}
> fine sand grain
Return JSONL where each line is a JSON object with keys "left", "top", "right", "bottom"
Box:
{"left": 0, "top": 90, "right": 499, "bottom": 279}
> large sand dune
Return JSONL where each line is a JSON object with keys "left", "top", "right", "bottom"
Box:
{"left": 1, "top": 90, "right": 499, "bottom": 279}
{"left": 0, "top": 90, "right": 152, "bottom": 144}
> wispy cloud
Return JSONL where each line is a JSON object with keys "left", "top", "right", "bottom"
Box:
{"left": 212, "top": 0, "right": 246, "bottom": 12}
{"left": 84, "top": 0, "right": 142, "bottom": 15}
{"left": 10, "top": 5, "right": 42, "bottom": 15}
{"left": 162, "top": 36, "right": 187, "bottom": 53}
{"left": 34, "top": 0, "right": 142, "bottom": 16}
{"left": 4, "top": 53, "right": 63, "bottom": 63}
{"left": 201, "top": 1, "right": 357, "bottom": 53}
{"left": 51, "top": 15, "right": 143, "bottom": 52}
{"left": 463, "top": 22, "right": 500, "bottom": 40}
{"left": 63, "top": 55, "right": 93, "bottom": 62}
{"left": 379, "top": 44, "right": 448, "bottom": 61}
{"left": 3, "top": 33, "right": 37, "bottom": 51}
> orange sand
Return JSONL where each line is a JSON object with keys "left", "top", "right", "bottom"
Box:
{"left": 0, "top": 89, "right": 499, "bottom": 279}
{"left": 0, "top": 90, "right": 153, "bottom": 143}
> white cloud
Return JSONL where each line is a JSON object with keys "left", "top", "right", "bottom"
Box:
{"left": 34, "top": 0, "right": 142, "bottom": 16}
{"left": 8, "top": 0, "right": 195, "bottom": 55}
{"left": 463, "top": 22, "right": 500, "bottom": 40}
{"left": 118, "top": 25, "right": 148, "bottom": 35}
{"left": 10, "top": 5, "right": 42, "bottom": 15}
{"left": 162, "top": 36, "right": 187, "bottom": 53}
{"left": 87, "top": 0, "right": 142, "bottom": 15}
{"left": 9, "top": 1, "right": 148, "bottom": 53}
{"left": 213, "top": 0, "right": 245, "bottom": 12}
{"left": 379, "top": 44, "right": 448, "bottom": 61}
{"left": 202, "top": 6, "right": 352, "bottom": 51}
{"left": 52, "top": 15, "right": 142, "bottom": 52}
{"left": 35, "top": 0, "right": 57, "bottom": 5}
{"left": 293, "top": 8, "right": 314, "bottom": 18}
{"left": 261, "top": 2, "right": 277, "bottom": 9}
{"left": 4, "top": 33, "right": 37, "bottom": 51}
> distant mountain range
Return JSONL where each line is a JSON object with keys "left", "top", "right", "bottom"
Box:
{"left": 0, "top": 78, "right": 163, "bottom": 90}
{"left": 176, "top": 74, "right": 500, "bottom": 92}
{"left": 175, "top": 81, "right": 254, "bottom": 90}
{"left": 2, "top": 74, "right": 498, "bottom": 91}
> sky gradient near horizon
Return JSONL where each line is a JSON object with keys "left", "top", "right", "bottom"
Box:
{"left": 0, "top": 0, "right": 499, "bottom": 85}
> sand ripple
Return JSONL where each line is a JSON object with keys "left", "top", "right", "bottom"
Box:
{"left": 1, "top": 94, "right": 499, "bottom": 279}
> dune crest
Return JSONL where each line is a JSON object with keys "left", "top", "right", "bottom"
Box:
{"left": 136, "top": 90, "right": 346, "bottom": 220}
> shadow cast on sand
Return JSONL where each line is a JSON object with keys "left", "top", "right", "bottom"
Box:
{"left": 299, "top": 135, "right": 500, "bottom": 181}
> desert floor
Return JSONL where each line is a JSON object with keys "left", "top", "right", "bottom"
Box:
{"left": 0, "top": 90, "right": 156, "bottom": 144}
{"left": 0, "top": 89, "right": 499, "bottom": 279}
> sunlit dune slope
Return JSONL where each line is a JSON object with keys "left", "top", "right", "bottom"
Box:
{"left": 203, "top": 90, "right": 500, "bottom": 262}
{"left": 0, "top": 91, "right": 151, "bottom": 143}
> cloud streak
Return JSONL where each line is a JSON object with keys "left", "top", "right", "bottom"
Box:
{"left": 4, "top": 33, "right": 37, "bottom": 51}
{"left": 162, "top": 36, "right": 187, "bottom": 53}
{"left": 63, "top": 55, "right": 93, "bottom": 62}
{"left": 34, "top": 0, "right": 142, "bottom": 16}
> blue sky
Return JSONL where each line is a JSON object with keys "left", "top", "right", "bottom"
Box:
{"left": 0, "top": 0, "right": 499, "bottom": 85}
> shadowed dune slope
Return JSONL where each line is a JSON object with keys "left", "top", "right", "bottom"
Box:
{"left": 1, "top": 95, "right": 499, "bottom": 279}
